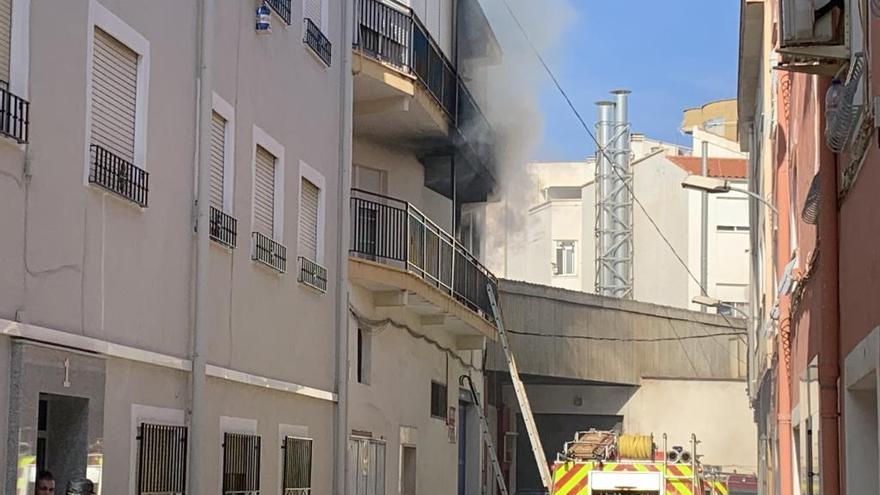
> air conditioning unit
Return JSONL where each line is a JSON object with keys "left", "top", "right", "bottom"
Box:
{"left": 778, "top": 0, "right": 849, "bottom": 74}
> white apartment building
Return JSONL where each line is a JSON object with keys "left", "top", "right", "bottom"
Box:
{"left": 485, "top": 127, "right": 751, "bottom": 314}
{"left": 0, "top": 0, "right": 502, "bottom": 494}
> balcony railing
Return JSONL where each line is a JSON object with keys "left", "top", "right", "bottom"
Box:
{"left": 350, "top": 189, "right": 497, "bottom": 321}
{"left": 89, "top": 144, "right": 149, "bottom": 207}
{"left": 210, "top": 206, "right": 238, "bottom": 248}
{"left": 304, "top": 18, "right": 332, "bottom": 66}
{"left": 252, "top": 231, "right": 287, "bottom": 273}
{"left": 0, "top": 83, "right": 29, "bottom": 143}
{"left": 353, "top": 0, "right": 492, "bottom": 138}
{"left": 298, "top": 256, "right": 328, "bottom": 292}
{"left": 266, "top": 0, "right": 292, "bottom": 25}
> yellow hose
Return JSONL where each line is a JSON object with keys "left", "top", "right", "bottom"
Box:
{"left": 618, "top": 434, "right": 653, "bottom": 459}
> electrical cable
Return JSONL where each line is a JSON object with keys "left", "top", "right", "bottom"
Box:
{"left": 496, "top": 0, "right": 747, "bottom": 351}
{"left": 505, "top": 328, "right": 746, "bottom": 343}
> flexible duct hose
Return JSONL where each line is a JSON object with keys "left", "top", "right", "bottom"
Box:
{"left": 618, "top": 435, "right": 653, "bottom": 460}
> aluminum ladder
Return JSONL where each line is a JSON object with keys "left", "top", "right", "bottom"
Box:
{"left": 486, "top": 284, "right": 553, "bottom": 491}
{"left": 461, "top": 374, "right": 509, "bottom": 495}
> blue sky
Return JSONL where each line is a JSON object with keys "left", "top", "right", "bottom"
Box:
{"left": 531, "top": 1, "right": 740, "bottom": 162}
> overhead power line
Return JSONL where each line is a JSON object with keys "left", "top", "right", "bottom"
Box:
{"left": 495, "top": 0, "right": 748, "bottom": 351}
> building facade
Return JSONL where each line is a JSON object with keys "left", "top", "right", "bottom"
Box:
{"left": 740, "top": 0, "right": 880, "bottom": 493}
{"left": 0, "top": 0, "right": 501, "bottom": 494}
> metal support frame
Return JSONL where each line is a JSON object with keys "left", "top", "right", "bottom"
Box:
{"left": 595, "top": 90, "right": 633, "bottom": 299}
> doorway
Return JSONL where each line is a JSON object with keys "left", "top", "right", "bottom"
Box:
{"left": 37, "top": 394, "right": 91, "bottom": 491}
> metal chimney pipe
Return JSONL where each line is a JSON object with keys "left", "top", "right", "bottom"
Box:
{"left": 611, "top": 89, "right": 632, "bottom": 297}
{"left": 595, "top": 101, "right": 615, "bottom": 295}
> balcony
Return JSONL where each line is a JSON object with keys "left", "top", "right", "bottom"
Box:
{"left": 210, "top": 206, "right": 238, "bottom": 249}
{"left": 89, "top": 144, "right": 149, "bottom": 207}
{"left": 304, "top": 18, "right": 332, "bottom": 66}
{"left": 252, "top": 231, "right": 287, "bottom": 273}
{"left": 266, "top": 0, "right": 292, "bottom": 25}
{"left": 349, "top": 189, "right": 497, "bottom": 341}
{"left": 777, "top": 0, "right": 849, "bottom": 74}
{"left": 351, "top": 0, "right": 493, "bottom": 173}
{"left": 0, "top": 84, "right": 29, "bottom": 143}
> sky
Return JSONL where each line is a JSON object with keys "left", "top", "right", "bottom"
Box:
{"left": 524, "top": 1, "right": 741, "bottom": 162}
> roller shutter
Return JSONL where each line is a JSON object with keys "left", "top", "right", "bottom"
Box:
{"left": 91, "top": 27, "right": 138, "bottom": 163}
{"left": 253, "top": 146, "right": 276, "bottom": 237}
{"left": 0, "top": 0, "right": 11, "bottom": 85}
{"left": 300, "top": 178, "right": 319, "bottom": 260}
{"left": 304, "top": 0, "right": 322, "bottom": 29}
{"left": 210, "top": 111, "right": 226, "bottom": 208}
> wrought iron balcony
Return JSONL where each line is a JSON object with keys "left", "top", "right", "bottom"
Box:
{"left": 0, "top": 83, "right": 29, "bottom": 143}
{"left": 353, "top": 0, "right": 492, "bottom": 145}
{"left": 350, "top": 189, "right": 497, "bottom": 321}
{"left": 89, "top": 144, "right": 149, "bottom": 207}
{"left": 252, "top": 231, "right": 287, "bottom": 273}
{"left": 210, "top": 206, "right": 238, "bottom": 248}
{"left": 298, "top": 256, "right": 328, "bottom": 292}
{"left": 304, "top": 18, "right": 332, "bottom": 66}
{"left": 266, "top": 0, "right": 292, "bottom": 25}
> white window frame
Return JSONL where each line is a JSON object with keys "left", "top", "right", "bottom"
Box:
{"left": 553, "top": 240, "right": 577, "bottom": 276}
{"left": 7, "top": 0, "right": 29, "bottom": 97}
{"left": 128, "top": 405, "right": 185, "bottom": 495}
{"left": 298, "top": 160, "right": 326, "bottom": 264}
{"left": 83, "top": 0, "right": 150, "bottom": 185}
{"left": 212, "top": 92, "right": 236, "bottom": 213}
{"left": 251, "top": 125, "right": 285, "bottom": 241}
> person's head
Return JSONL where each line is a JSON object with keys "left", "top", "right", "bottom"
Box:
{"left": 35, "top": 471, "right": 54, "bottom": 495}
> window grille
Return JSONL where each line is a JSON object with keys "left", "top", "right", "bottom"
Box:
{"left": 222, "top": 432, "right": 261, "bottom": 495}
{"left": 136, "top": 423, "right": 188, "bottom": 495}
{"left": 282, "top": 437, "right": 313, "bottom": 494}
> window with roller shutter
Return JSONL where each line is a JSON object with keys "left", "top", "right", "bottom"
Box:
{"left": 0, "top": 0, "right": 11, "bottom": 86}
{"left": 253, "top": 146, "right": 276, "bottom": 239}
{"left": 299, "top": 178, "right": 320, "bottom": 261}
{"left": 210, "top": 111, "right": 226, "bottom": 209}
{"left": 91, "top": 27, "right": 137, "bottom": 163}
{"left": 303, "top": 0, "right": 325, "bottom": 30}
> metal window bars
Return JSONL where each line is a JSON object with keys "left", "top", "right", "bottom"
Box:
{"left": 282, "top": 437, "right": 313, "bottom": 494}
{"left": 265, "top": 0, "right": 292, "bottom": 25}
{"left": 222, "top": 432, "right": 261, "bottom": 495}
{"left": 251, "top": 231, "right": 287, "bottom": 273}
{"left": 89, "top": 144, "right": 150, "bottom": 207}
{"left": 136, "top": 423, "right": 188, "bottom": 495}
{"left": 210, "top": 206, "right": 238, "bottom": 248}
{"left": 298, "top": 256, "right": 328, "bottom": 292}
{"left": 349, "top": 189, "right": 498, "bottom": 323}
{"left": 0, "top": 82, "right": 29, "bottom": 143}
{"left": 303, "top": 18, "right": 332, "bottom": 66}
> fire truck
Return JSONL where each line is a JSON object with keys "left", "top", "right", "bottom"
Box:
{"left": 548, "top": 430, "right": 753, "bottom": 495}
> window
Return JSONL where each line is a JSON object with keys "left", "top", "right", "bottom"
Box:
{"left": 254, "top": 145, "right": 277, "bottom": 239}
{"left": 210, "top": 111, "right": 227, "bottom": 209}
{"left": 303, "top": 0, "right": 326, "bottom": 31}
{"left": 348, "top": 437, "right": 386, "bottom": 495}
{"left": 0, "top": 0, "right": 10, "bottom": 86}
{"left": 353, "top": 165, "right": 388, "bottom": 195}
{"left": 717, "top": 301, "right": 749, "bottom": 317}
{"left": 357, "top": 327, "right": 371, "bottom": 385}
{"left": 553, "top": 240, "right": 577, "bottom": 276}
{"left": 299, "top": 178, "right": 320, "bottom": 261}
{"left": 282, "top": 436, "right": 313, "bottom": 494}
{"left": 543, "top": 186, "right": 582, "bottom": 201}
{"left": 717, "top": 225, "right": 750, "bottom": 232}
{"left": 92, "top": 27, "right": 137, "bottom": 163}
{"left": 136, "top": 423, "right": 188, "bottom": 495}
{"left": 209, "top": 96, "right": 237, "bottom": 248}
{"left": 430, "top": 381, "right": 447, "bottom": 419}
{"left": 222, "top": 432, "right": 261, "bottom": 495}
{"left": 400, "top": 445, "right": 417, "bottom": 495}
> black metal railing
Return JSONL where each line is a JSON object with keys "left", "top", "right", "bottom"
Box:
{"left": 89, "top": 144, "right": 149, "bottom": 207}
{"left": 223, "top": 433, "right": 261, "bottom": 495}
{"left": 282, "top": 437, "right": 313, "bottom": 494}
{"left": 304, "top": 18, "right": 332, "bottom": 66}
{"left": 266, "top": 0, "right": 292, "bottom": 25}
{"left": 353, "top": 0, "right": 493, "bottom": 161}
{"left": 298, "top": 256, "right": 328, "bottom": 292}
{"left": 252, "top": 231, "right": 287, "bottom": 273}
{"left": 0, "top": 83, "right": 29, "bottom": 143}
{"left": 210, "top": 206, "right": 238, "bottom": 248}
{"left": 137, "top": 423, "right": 187, "bottom": 495}
{"left": 350, "top": 189, "right": 498, "bottom": 321}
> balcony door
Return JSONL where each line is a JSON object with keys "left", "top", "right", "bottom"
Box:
{"left": 353, "top": 166, "right": 388, "bottom": 260}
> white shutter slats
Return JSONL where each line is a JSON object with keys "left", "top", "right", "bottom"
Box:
{"left": 91, "top": 28, "right": 138, "bottom": 164}
{"left": 0, "top": 0, "right": 12, "bottom": 84}
{"left": 300, "top": 178, "right": 320, "bottom": 260}
{"left": 253, "top": 146, "right": 276, "bottom": 238}
{"left": 209, "top": 112, "right": 226, "bottom": 209}
{"left": 304, "top": 0, "right": 322, "bottom": 29}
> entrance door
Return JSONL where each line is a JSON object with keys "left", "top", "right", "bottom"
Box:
{"left": 458, "top": 401, "right": 468, "bottom": 495}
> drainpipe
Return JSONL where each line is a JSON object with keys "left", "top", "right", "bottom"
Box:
{"left": 817, "top": 83, "right": 840, "bottom": 495}
{"left": 334, "top": 0, "right": 354, "bottom": 492}
{"left": 776, "top": 139, "right": 793, "bottom": 495}
{"left": 189, "top": 0, "right": 213, "bottom": 493}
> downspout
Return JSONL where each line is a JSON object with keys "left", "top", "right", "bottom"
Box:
{"left": 334, "top": 0, "right": 354, "bottom": 492}
{"left": 817, "top": 80, "right": 840, "bottom": 495}
{"left": 189, "top": 0, "right": 213, "bottom": 493}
